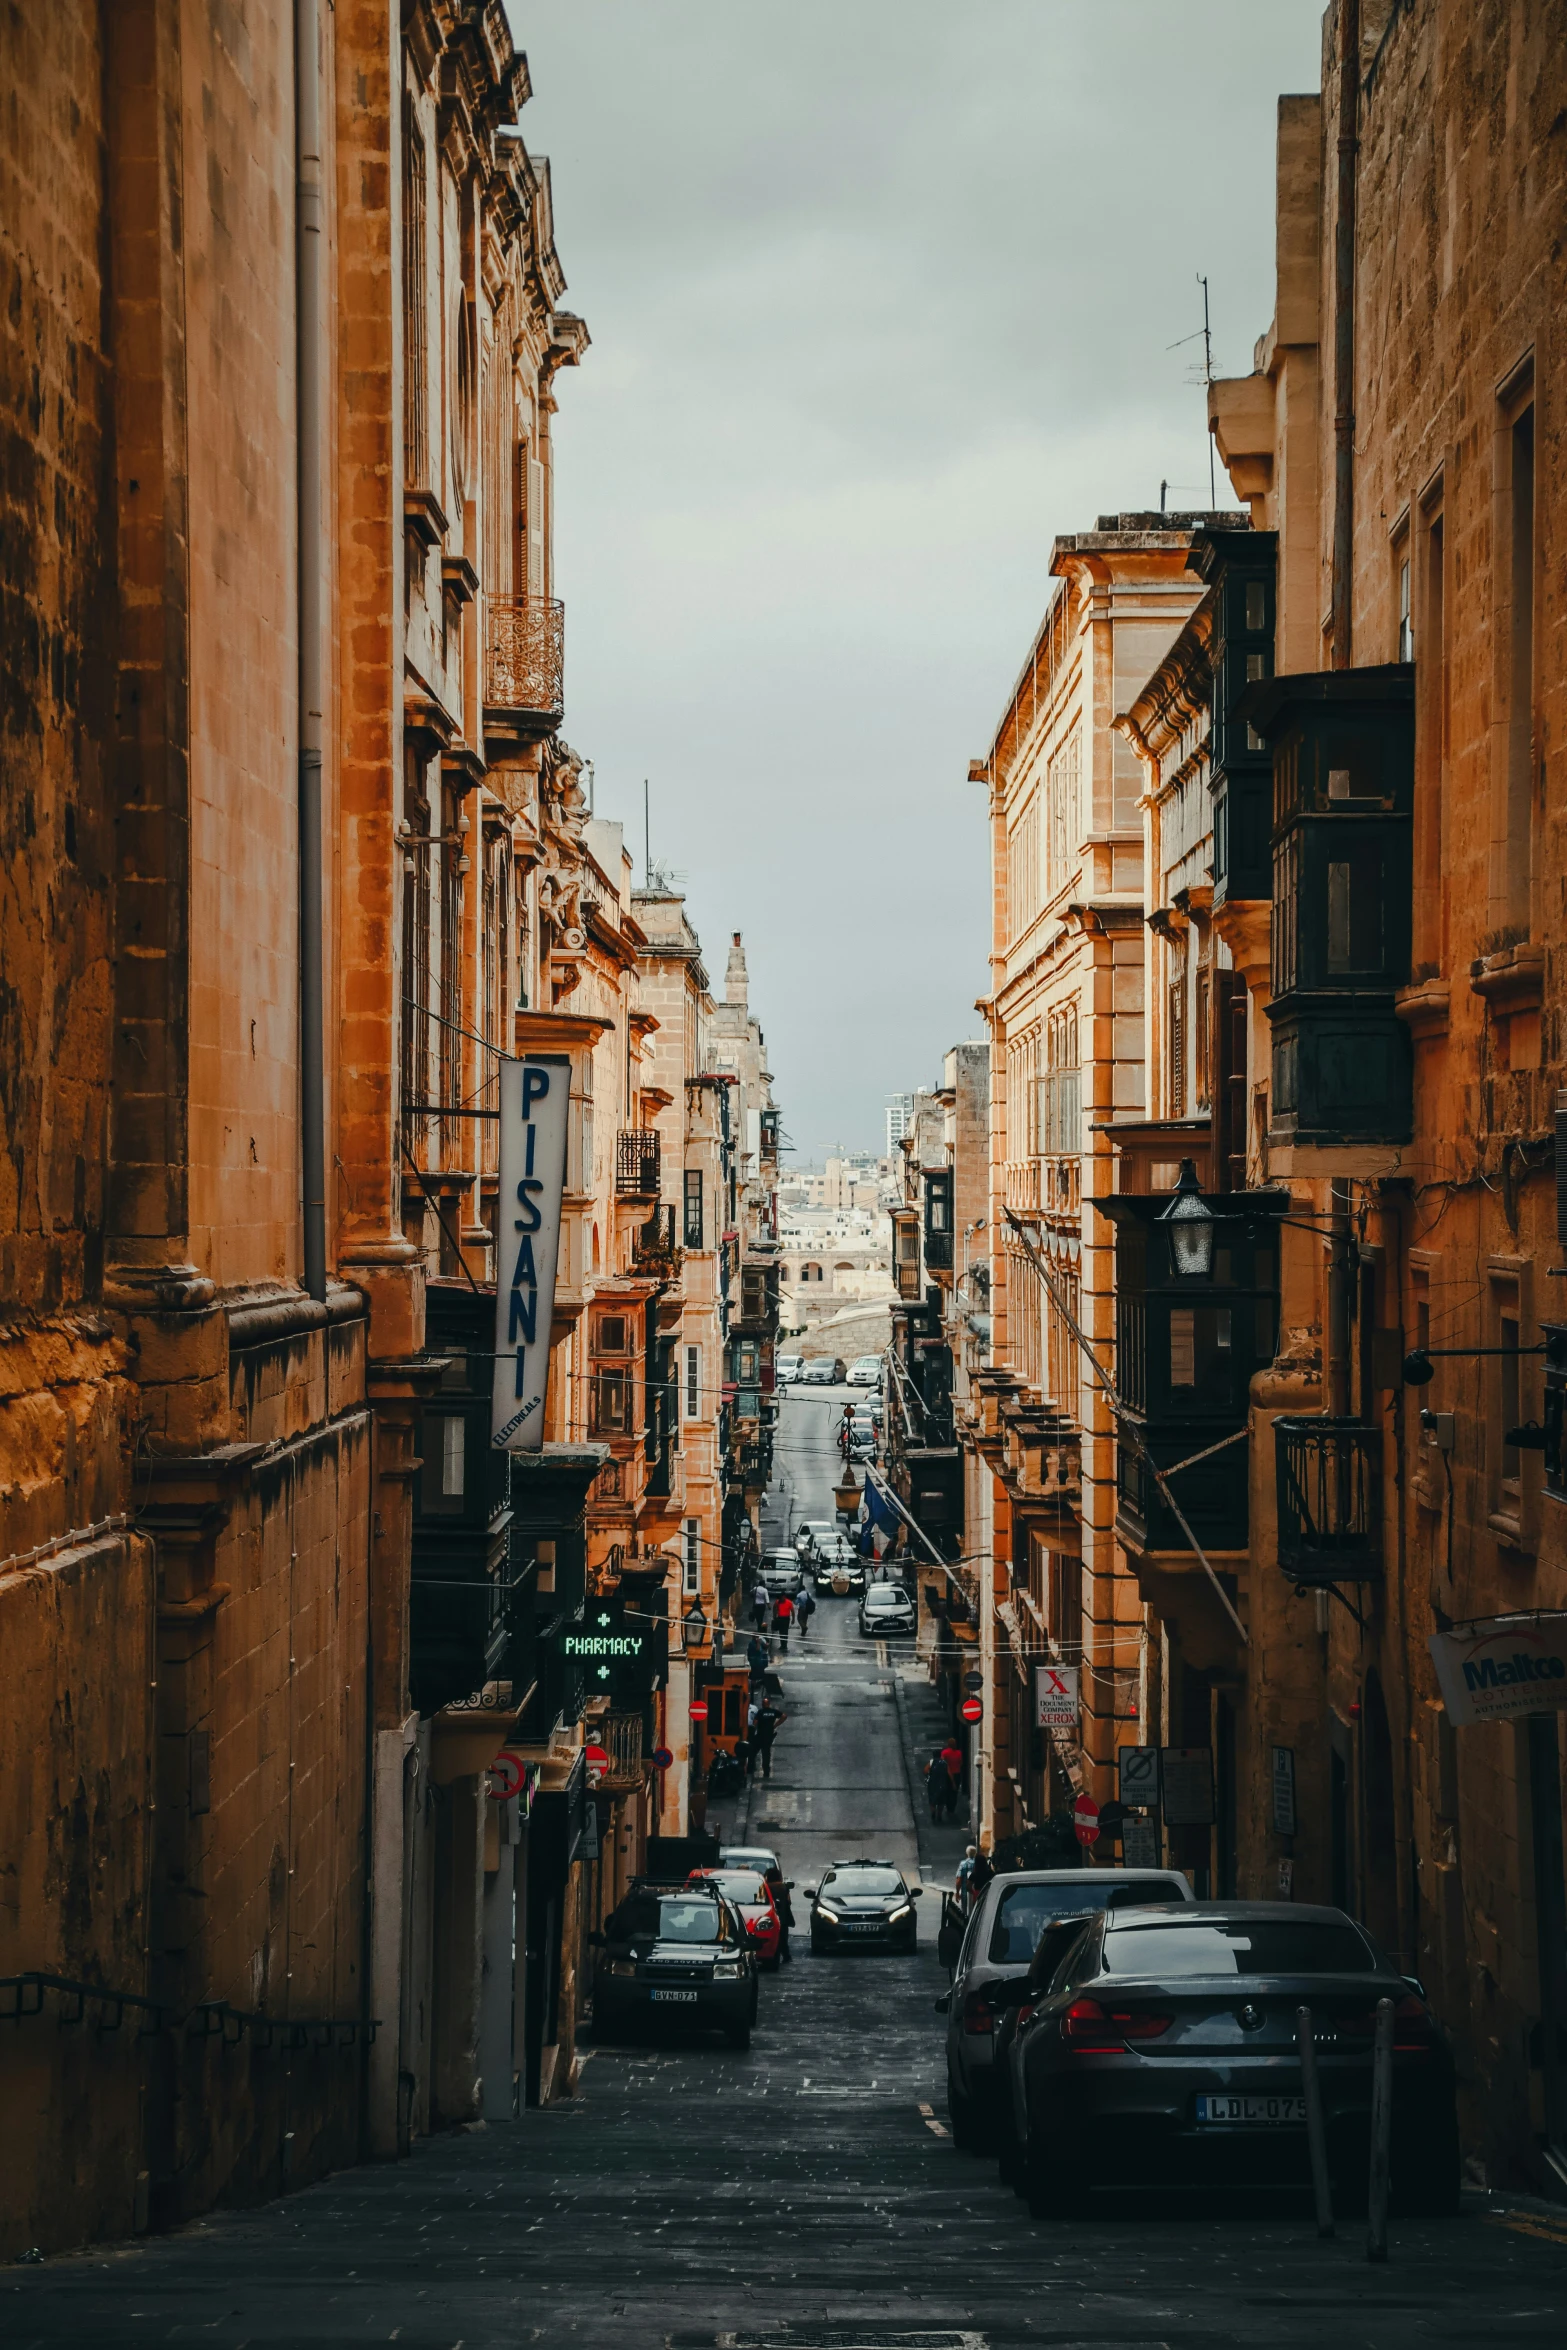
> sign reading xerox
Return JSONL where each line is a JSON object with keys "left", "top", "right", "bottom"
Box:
{"left": 491, "top": 1053, "right": 571, "bottom": 1452}
{"left": 1429, "top": 1612, "right": 1567, "bottom": 1727}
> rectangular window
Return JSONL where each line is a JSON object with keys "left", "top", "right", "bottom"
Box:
{"left": 685, "top": 1344, "right": 701, "bottom": 1420}
{"left": 591, "top": 1367, "right": 628, "bottom": 1434}
{"left": 1168, "top": 978, "right": 1186, "bottom": 1117}
{"left": 683, "top": 1518, "right": 701, "bottom": 1597}
{"left": 442, "top": 1414, "right": 466, "bottom": 1496}
{"left": 1169, "top": 1308, "right": 1197, "bottom": 1390}
{"left": 1505, "top": 401, "right": 1536, "bottom": 928}
{"left": 593, "top": 1315, "right": 629, "bottom": 1356}
{"left": 684, "top": 1167, "right": 704, "bottom": 1250}
{"left": 401, "top": 102, "right": 427, "bottom": 485}
{"left": 1397, "top": 552, "right": 1413, "bottom": 662}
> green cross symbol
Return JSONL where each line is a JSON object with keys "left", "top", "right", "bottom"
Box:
{"left": 596, "top": 1610, "right": 613, "bottom": 1628}
{"left": 596, "top": 1664, "right": 611, "bottom": 1681}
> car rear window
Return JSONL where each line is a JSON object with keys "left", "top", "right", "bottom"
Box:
{"left": 1101, "top": 1920, "right": 1375, "bottom": 1976}
{"left": 704, "top": 1871, "right": 767, "bottom": 1902}
{"left": 987, "top": 1880, "right": 1180, "bottom": 1964}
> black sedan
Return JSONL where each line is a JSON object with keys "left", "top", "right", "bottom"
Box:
{"left": 1008, "top": 1901, "right": 1460, "bottom": 2216}
{"left": 809, "top": 1860, "right": 922, "bottom": 1954}
{"left": 590, "top": 1883, "right": 758, "bottom": 2047}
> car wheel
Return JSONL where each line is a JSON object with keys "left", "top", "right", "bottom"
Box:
{"left": 725, "top": 2022, "right": 752, "bottom": 2050}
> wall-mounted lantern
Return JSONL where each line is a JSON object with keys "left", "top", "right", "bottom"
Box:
{"left": 1158, "top": 1158, "right": 1217, "bottom": 1281}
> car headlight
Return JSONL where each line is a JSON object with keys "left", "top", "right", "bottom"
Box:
{"left": 606, "top": 1959, "right": 636, "bottom": 1978}
{"left": 816, "top": 1904, "right": 842, "bottom": 1923}
{"left": 887, "top": 1903, "right": 912, "bottom": 1923}
{"left": 710, "top": 1960, "right": 745, "bottom": 1979}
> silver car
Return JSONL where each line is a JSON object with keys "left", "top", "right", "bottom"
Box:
{"left": 858, "top": 1581, "right": 915, "bottom": 1637}
{"left": 938, "top": 1865, "right": 1195, "bottom": 2150}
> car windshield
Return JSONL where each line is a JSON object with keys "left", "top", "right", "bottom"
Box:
{"left": 703, "top": 1871, "right": 767, "bottom": 1902}
{"left": 987, "top": 1879, "right": 1178, "bottom": 1964}
{"left": 866, "top": 1587, "right": 908, "bottom": 1608}
{"left": 653, "top": 1897, "right": 727, "bottom": 1944}
{"left": 1101, "top": 1919, "right": 1376, "bottom": 1976}
{"left": 822, "top": 1867, "right": 904, "bottom": 1897}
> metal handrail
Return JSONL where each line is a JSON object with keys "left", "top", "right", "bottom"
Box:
{"left": 0, "top": 1973, "right": 378, "bottom": 2047}
{"left": 483, "top": 595, "right": 564, "bottom": 718}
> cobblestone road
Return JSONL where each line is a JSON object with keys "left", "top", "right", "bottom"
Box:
{"left": 10, "top": 1391, "right": 1567, "bottom": 2348}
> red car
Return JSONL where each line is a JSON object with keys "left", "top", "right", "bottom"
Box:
{"left": 688, "top": 1867, "right": 782, "bottom": 1968}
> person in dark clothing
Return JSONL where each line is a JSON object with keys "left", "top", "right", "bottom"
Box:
{"left": 968, "top": 1847, "right": 994, "bottom": 1901}
{"left": 794, "top": 1584, "right": 816, "bottom": 1642}
{"left": 925, "top": 1752, "right": 953, "bottom": 1822}
{"left": 746, "top": 1631, "right": 770, "bottom": 1684}
{"left": 764, "top": 1863, "right": 795, "bottom": 1965}
{"left": 750, "top": 1697, "right": 786, "bottom": 1779}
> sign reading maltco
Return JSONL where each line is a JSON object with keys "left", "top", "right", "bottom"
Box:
{"left": 491, "top": 1053, "right": 571, "bottom": 1452}
{"left": 1429, "top": 1613, "right": 1567, "bottom": 1727}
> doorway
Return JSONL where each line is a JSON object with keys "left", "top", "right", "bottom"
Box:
{"left": 1527, "top": 1713, "right": 1567, "bottom": 2173}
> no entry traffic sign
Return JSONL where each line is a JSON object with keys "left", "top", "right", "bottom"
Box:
{"left": 1073, "top": 1792, "right": 1101, "bottom": 1847}
{"left": 688, "top": 1699, "right": 709, "bottom": 1724}
{"left": 960, "top": 1695, "right": 983, "bottom": 1724}
{"left": 583, "top": 1741, "right": 609, "bottom": 1784}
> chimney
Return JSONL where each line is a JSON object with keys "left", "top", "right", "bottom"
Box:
{"left": 725, "top": 930, "right": 749, "bottom": 1011}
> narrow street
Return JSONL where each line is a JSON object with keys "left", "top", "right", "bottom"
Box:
{"left": 6, "top": 1387, "right": 1567, "bottom": 2346}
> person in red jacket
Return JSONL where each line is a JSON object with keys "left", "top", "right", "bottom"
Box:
{"left": 774, "top": 1588, "right": 794, "bottom": 1653}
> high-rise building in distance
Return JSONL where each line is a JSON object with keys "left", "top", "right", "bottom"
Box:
{"left": 885, "top": 1092, "right": 914, "bottom": 1154}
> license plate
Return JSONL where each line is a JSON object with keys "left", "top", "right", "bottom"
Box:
{"left": 1196, "top": 2093, "right": 1307, "bottom": 2125}
{"left": 649, "top": 1988, "right": 699, "bottom": 2003}
{"left": 845, "top": 1922, "right": 882, "bottom": 1934}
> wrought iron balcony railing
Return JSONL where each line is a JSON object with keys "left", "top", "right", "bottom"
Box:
{"left": 1275, "top": 1415, "right": 1382, "bottom": 1585}
{"left": 597, "top": 1711, "right": 645, "bottom": 1791}
{"left": 616, "top": 1127, "right": 661, "bottom": 1199}
{"left": 483, "top": 596, "right": 564, "bottom": 725}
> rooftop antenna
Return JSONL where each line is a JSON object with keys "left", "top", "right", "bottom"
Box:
{"left": 1167, "top": 275, "right": 1219, "bottom": 509}
{"left": 1160, "top": 479, "right": 1168, "bottom": 514}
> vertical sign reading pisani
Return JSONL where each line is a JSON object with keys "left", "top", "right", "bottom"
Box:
{"left": 492, "top": 1054, "right": 571, "bottom": 1451}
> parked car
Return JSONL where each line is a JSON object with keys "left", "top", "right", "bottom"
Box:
{"left": 847, "top": 1355, "right": 884, "bottom": 1387}
{"left": 848, "top": 1426, "right": 878, "bottom": 1463}
{"left": 1007, "top": 1901, "right": 1461, "bottom": 2217}
{"left": 859, "top": 1582, "right": 916, "bottom": 1637}
{"left": 687, "top": 1866, "right": 783, "bottom": 1968}
{"left": 793, "top": 1519, "right": 837, "bottom": 1562}
{"left": 776, "top": 1354, "right": 805, "bottom": 1386}
{"left": 938, "top": 1866, "right": 1194, "bottom": 2150}
{"left": 800, "top": 1356, "right": 847, "bottom": 1386}
{"left": 590, "top": 1881, "right": 758, "bottom": 2047}
{"left": 760, "top": 1549, "right": 805, "bottom": 1597}
{"left": 810, "top": 1859, "right": 922, "bottom": 1954}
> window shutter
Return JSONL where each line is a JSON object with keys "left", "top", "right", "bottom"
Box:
{"left": 527, "top": 455, "right": 546, "bottom": 596}
{"left": 685, "top": 1345, "right": 700, "bottom": 1420}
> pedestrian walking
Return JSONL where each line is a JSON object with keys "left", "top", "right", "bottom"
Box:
{"left": 955, "top": 1844, "right": 979, "bottom": 1909}
{"left": 768, "top": 1864, "right": 795, "bottom": 1964}
{"left": 751, "top": 1695, "right": 787, "bottom": 1780}
{"left": 746, "top": 1631, "right": 770, "bottom": 1686}
{"left": 794, "top": 1584, "right": 816, "bottom": 1642}
{"left": 774, "top": 1589, "right": 794, "bottom": 1653}
{"left": 751, "top": 1577, "right": 770, "bottom": 1632}
{"left": 969, "top": 1846, "right": 993, "bottom": 1901}
{"left": 925, "top": 1751, "right": 953, "bottom": 1823}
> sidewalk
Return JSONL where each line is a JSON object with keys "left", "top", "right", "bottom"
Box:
{"left": 891, "top": 1658, "right": 973, "bottom": 1894}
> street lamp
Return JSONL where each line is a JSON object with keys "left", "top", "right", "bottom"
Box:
{"left": 678, "top": 1602, "right": 708, "bottom": 1655}
{"left": 1158, "top": 1158, "right": 1217, "bottom": 1281}
{"left": 832, "top": 1467, "right": 861, "bottom": 1522}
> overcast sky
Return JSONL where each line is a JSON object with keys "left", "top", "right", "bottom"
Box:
{"left": 512, "top": 2, "right": 1326, "bottom": 1162}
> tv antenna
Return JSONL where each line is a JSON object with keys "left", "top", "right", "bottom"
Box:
{"left": 1167, "top": 273, "right": 1218, "bottom": 507}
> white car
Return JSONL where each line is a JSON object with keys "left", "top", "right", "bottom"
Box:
{"left": 776, "top": 1354, "right": 805, "bottom": 1386}
{"left": 859, "top": 1582, "right": 916, "bottom": 1637}
{"left": 847, "top": 1355, "right": 883, "bottom": 1387}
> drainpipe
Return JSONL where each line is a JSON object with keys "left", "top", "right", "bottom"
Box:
{"left": 1329, "top": 0, "right": 1360, "bottom": 669}
{"left": 296, "top": 0, "right": 327, "bottom": 1300}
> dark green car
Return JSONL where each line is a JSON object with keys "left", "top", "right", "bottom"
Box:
{"left": 590, "top": 1883, "right": 758, "bottom": 2047}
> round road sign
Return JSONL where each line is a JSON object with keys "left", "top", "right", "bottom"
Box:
{"left": 963, "top": 1670, "right": 984, "bottom": 1693}
{"left": 960, "top": 1695, "right": 983, "bottom": 1725}
{"left": 488, "top": 1751, "right": 524, "bottom": 1801}
{"left": 688, "top": 1699, "right": 709, "bottom": 1724}
{"left": 1074, "top": 1792, "right": 1101, "bottom": 1847}
{"left": 651, "top": 1745, "right": 675, "bottom": 1770}
{"left": 583, "top": 1741, "right": 609, "bottom": 1784}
